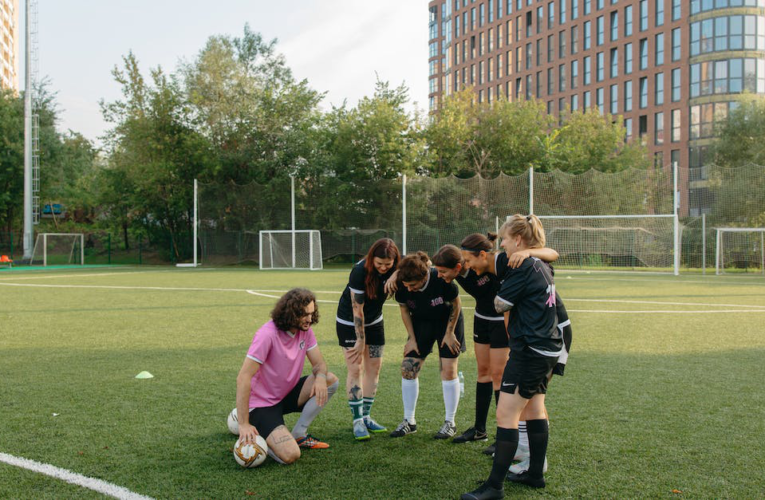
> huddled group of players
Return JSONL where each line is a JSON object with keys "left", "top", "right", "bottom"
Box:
{"left": 235, "top": 214, "right": 572, "bottom": 499}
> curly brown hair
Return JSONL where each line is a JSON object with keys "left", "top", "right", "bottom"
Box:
{"left": 271, "top": 288, "right": 319, "bottom": 332}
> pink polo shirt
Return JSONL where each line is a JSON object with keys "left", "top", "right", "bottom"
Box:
{"left": 246, "top": 320, "right": 317, "bottom": 409}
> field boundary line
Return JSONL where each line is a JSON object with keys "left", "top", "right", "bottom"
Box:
{"left": 0, "top": 270, "right": 166, "bottom": 282}
{"left": 0, "top": 452, "right": 153, "bottom": 500}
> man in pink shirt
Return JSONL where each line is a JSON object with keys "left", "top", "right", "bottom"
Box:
{"left": 236, "top": 288, "right": 339, "bottom": 464}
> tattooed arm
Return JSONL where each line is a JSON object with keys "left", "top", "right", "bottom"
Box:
{"left": 347, "top": 291, "right": 366, "bottom": 364}
{"left": 441, "top": 296, "right": 462, "bottom": 355}
{"left": 494, "top": 295, "right": 513, "bottom": 313}
{"left": 399, "top": 304, "right": 420, "bottom": 356}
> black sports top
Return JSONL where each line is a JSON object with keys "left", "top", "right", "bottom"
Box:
{"left": 336, "top": 259, "right": 395, "bottom": 326}
{"left": 395, "top": 268, "right": 460, "bottom": 323}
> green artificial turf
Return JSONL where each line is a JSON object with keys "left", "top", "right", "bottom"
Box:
{"left": 1, "top": 267, "right": 764, "bottom": 498}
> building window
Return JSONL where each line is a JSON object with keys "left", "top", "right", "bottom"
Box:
{"left": 610, "top": 84, "right": 618, "bottom": 114}
{"left": 625, "top": 80, "right": 633, "bottom": 111}
{"left": 559, "top": 97, "right": 566, "bottom": 113}
{"left": 479, "top": 60, "right": 485, "bottom": 84}
{"left": 597, "top": 87, "right": 605, "bottom": 114}
{"left": 584, "top": 90, "right": 592, "bottom": 109}
{"left": 516, "top": 77, "right": 522, "bottom": 100}
{"left": 559, "top": 31, "right": 567, "bottom": 58}
{"left": 691, "top": 58, "right": 765, "bottom": 98}
{"left": 671, "top": 109, "right": 681, "bottom": 143}
{"left": 639, "top": 38, "right": 648, "bottom": 70}
{"left": 489, "top": 57, "right": 494, "bottom": 82}
{"left": 597, "top": 16, "right": 605, "bottom": 46}
{"left": 656, "top": 0, "right": 664, "bottom": 27}
{"left": 572, "top": 93, "right": 580, "bottom": 110}
{"left": 584, "top": 21, "right": 592, "bottom": 50}
{"left": 572, "top": 59, "right": 579, "bottom": 89}
{"left": 610, "top": 48, "right": 619, "bottom": 78}
{"left": 538, "top": 73, "right": 544, "bottom": 98}
{"left": 585, "top": 0, "right": 591, "bottom": 16}
{"left": 480, "top": 3, "right": 486, "bottom": 26}
{"left": 526, "top": 74, "right": 533, "bottom": 100}
{"left": 560, "top": 63, "right": 567, "bottom": 92}
{"left": 671, "top": 68, "right": 681, "bottom": 102}
{"left": 639, "top": 114, "right": 648, "bottom": 141}
{"left": 572, "top": 0, "right": 579, "bottom": 20}
{"left": 597, "top": 0, "right": 604, "bottom": 10}
{"left": 526, "top": 43, "right": 533, "bottom": 69}
{"left": 548, "top": 68, "right": 555, "bottom": 95}
{"left": 527, "top": 11, "right": 533, "bottom": 37}
{"left": 655, "top": 33, "right": 665, "bottom": 66}
{"left": 572, "top": 25, "right": 579, "bottom": 54}
{"left": 654, "top": 151, "right": 665, "bottom": 168}
{"left": 516, "top": 46, "right": 522, "bottom": 73}
{"left": 655, "top": 72, "right": 664, "bottom": 105}
{"left": 597, "top": 52, "right": 605, "bottom": 81}
{"left": 537, "top": 39, "right": 543, "bottom": 66}
{"left": 672, "top": 0, "right": 680, "bottom": 22}
{"left": 489, "top": 28, "right": 495, "bottom": 52}
{"left": 671, "top": 28, "right": 681, "bottom": 62}
{"left": 489, "top": 0, "right": 495, "bottom": 23}
{"left": 610, "top": 11, "right": 619, "bottom": 42}
{"left": 480, "top": 32, "right": 486, "bottom": 56}
{"left": 548, "top": 1, "right": 555, "bottom": 29}
{"left": 584, "top": 56, "right": 592, "bottom": 85}
{"left": 537, "top": 6, "right": 544, "bottom": 34}
{"left": 639, "top": 76, "right": 648, "bottom": 108}
{"left": 639, "top": 0, "right": 648, "bottom": 32}
{"left": 516, "top": 15, "right": 522, "bottom": 42}
{"left": 690, "top": 102, "right": 732, "bottom": 140}
{"left": 547, "top": 35, "right": 554, "bottom": 63}
{"left": 625, "top": 42, "right": 633, "bottom": 74}
{"left": 690, "top": 16, "right": 765, "bottom": 57}
{"left": 561, "top": 0, "right": 567, "bottom": 24}
{"left": 691, "top": 0, "right": 765, "bottom": 15}
{"left": 625, "top": 117, "right": 633, "bottom": 140}
{"left": 625, "top": 5, "right": 633, "bottom": 37}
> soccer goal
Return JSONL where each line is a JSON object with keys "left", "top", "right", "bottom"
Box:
{"left": 535, "top": 215, "right": 678, "bottom": 273}
{"left": 715, "top": 228, "right": 765, "bottom": 276}
{"left": 29, "top": 233, "right": 85, "bottom": 266}
{"left": 259, "top": 230, "right": 322, "bottom": 270}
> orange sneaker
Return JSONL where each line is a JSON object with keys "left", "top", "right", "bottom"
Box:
{"left": 295, "top": 434, "right": 329, "bottom": 449}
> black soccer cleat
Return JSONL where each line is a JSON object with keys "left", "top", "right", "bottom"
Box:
{"left": 389, "top": 419, "right": 417, "bottom": 438}
{"left": 453, "top": 426, "right": 489, "bottom": 444}
{"left": 482, "top": 441, "right": 496, "bottom": 456}
{"left": 506, "top": 471, "right": 545, "bottom": 489}
{"left": 460, "top": 482, "right": 505, "bottom": 500}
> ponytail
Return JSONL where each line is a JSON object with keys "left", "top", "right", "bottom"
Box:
{"left": 499, "top": 214, "right": 546, "bottom": 248}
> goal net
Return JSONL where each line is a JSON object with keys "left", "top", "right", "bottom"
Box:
{"left": 715, "top": 228, "right": 765, "bottom": 275}
{"left": 536, "top": 215, "right": 677, "bottom": 271}
{"left": 259, "top": 230, "right": 322, "bottom": 270}
{"left": 29, "top": 233, "right": 85, "bottom": 266}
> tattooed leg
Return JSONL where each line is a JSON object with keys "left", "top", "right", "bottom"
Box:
{"left": 266, "top": 425, "right": 300, "bottom": 464}
{"left": 363, "top": 345, "right": 384, "bottom": 399}
{"left": 401, "top": 357, "right": 423, "bottom": 380}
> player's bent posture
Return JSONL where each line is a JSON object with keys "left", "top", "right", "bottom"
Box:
{"left": 391, "top": 251, "right": 465, "bottom": 440}
{"left": 336, "top": 238, "right": 400, "bottom": 440}
{"left": 462, "top": 215, "right": 563, "bottom": 499}
{"left": 432, "top": 238, "right": 558, "bottom": 448}
{"left": 462, "top": 233, "right": 572, "bottom": 468}
{"left": 236, "top": 288, "right": 339, "bottom": 465}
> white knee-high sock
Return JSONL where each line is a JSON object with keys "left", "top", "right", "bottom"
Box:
{"left": 442, "top": 377, "right": 460, "bottom": 424}
{"left": 402, "top": 378, "right": 419, "bottom": 424}
{"left": 291, "top": 380, "right": 339, "bottom": 438}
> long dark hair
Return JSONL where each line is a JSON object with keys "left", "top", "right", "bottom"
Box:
{"left": 460, "top": 232, "right": 498, "bottom": 254}
{"left": 432, "top": 244, "right": 463, "bottom": 269}
{"left": 397, "top": 251, "right": 430, "bottom": 283}
{"left": 271, "top": 288, "right": 319, "bottom": 331}
{"left": 363, "top": 238, "right": 400, "bottom": 300}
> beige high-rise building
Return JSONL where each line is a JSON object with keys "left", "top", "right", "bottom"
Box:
{"left": 0, "top": 0, "right": 18, "bottom": 91}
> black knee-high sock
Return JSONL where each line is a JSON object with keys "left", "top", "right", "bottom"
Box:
{"left": 475, "top": 382, "right": 493, "bottom": 432}
{"left": 487, "top": 427, "right": 518, "bottom": 489}
{"left": 526, "top": 419, "right": 549, "bottom": 478}
{"left": 494, "top": 390, "right": 500, "bottom": 406}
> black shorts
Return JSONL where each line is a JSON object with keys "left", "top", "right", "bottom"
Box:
{"left": 500, "top": 347, "right": 558, "bottom": 399}
{"left": 248, "top": 375, "right": 307, "bottom": 439}
{"left": 473, "top": 316, "right": 509, "bottom": 349}
{"left": 336, "top": 319, "right": 385, "bottom": 347}
{"left": 552, "top": 321, "right": 573, "bottom": 376}
{"left": 405, "top": 315, "right": 466, "bottom": 360}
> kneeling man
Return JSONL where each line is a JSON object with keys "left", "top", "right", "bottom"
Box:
{"left": 236, "top": 288, "right": 339, "bottom": 464}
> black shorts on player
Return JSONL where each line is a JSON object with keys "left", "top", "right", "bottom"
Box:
{"left": 405, "top": 314, "right": 466, "bottom": 359}
{"left": 499, "top": 347, "right": 557, "bottom": 399}
{"left": 336, "top": 320, "right": 386, "bottom": 348}
{"left": 248, "top": 375, "right": 308, "bottom": 439}
{"left": 473, "top": 315, "right": 508, "bottom": 349}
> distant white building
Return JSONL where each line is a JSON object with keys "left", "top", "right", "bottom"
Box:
{"left": 0, "top": 0, "right": 18, "bottom": 91}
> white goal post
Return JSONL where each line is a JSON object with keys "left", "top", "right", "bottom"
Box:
{"left": 29, "top": 233, "right": 85, "bottom": 266}
{"left": 259, "top": 230, "right": 323, "bottom": 270}
{"left": 715, "top": 228, "right": 765, "bottom": 276}
{"left": 533, "top": 215, "right": 679, "bottom": 274}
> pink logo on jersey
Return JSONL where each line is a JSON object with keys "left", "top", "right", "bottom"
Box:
{"left": 545, "top": 284, "right": 556, "bottom": 308}
{"left": 431, "top": 297, "right": 444, "bottom": 307}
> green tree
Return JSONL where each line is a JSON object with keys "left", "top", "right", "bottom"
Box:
{"left": 0, "top": 89, "right": 24, "bottom": 234}
{"left": 713, "top": 97, "right": 765, "bottom": 167}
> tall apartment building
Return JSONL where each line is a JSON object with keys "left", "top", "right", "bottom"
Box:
{"left": 427, "top": 0, "right": 765, "bottom": 216}
{"left": 0, "top": 0, "right": 18, "bottom": 91}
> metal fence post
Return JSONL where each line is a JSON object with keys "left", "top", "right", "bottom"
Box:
{"left": 108, "top": 233, "right": 112, "bottom": 265}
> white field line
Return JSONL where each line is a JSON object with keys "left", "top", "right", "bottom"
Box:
{"left": 0, "top": 270, "right": 163, "bottom": 281}
{"left": 0, "top": 452, "right": 153, "bottom": 500}
{"left": 3, "top": 282, "right": 765, "bottom": 314}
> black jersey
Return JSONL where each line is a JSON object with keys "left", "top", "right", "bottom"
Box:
{"left": 495, "top": 251, "right": 511, "bottom": 280}
{"left": 455, "top": 269, "right": 503, "bottom": 320}
{"left": 496, "top": 257, "right": 563, "bottom": 354}
{"left": 336, "top": 259, "right": 394, "bottom": 326}
{"left": 395, "top": 268, "right": 459, "bottom": 323}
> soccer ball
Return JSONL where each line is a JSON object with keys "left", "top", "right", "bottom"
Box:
{"left": 234, "top": 435, "right": 268, "bottom": 468}
{"left": 227, "top": 408, "right": 239, "bottom": 435}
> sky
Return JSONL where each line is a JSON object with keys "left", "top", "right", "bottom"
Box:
{"left": 25, "top": 0, "right": 429, "bottom": 145}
